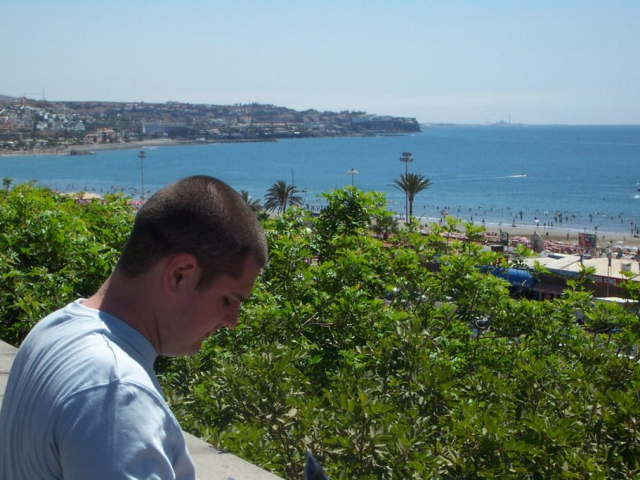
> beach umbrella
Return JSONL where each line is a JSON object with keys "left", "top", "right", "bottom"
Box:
{"left": 346, "top": 168, "right": 358, "bottom": 186}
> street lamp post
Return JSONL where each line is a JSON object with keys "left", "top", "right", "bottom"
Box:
{"left": 138, "top": 149, "right": 146, "bottom": 201}
{"left": 399, "top": 152, "right": 413, "bottom": 220}
{"left": 347, "top": 168, "right": 359, "bottom": 186}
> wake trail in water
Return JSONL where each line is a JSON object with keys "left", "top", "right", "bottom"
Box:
{"left": 438, "top": 174, "right": 527, "bottom": 184}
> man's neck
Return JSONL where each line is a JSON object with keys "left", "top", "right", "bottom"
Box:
{"left": 84, "top": 271, "right": 161, "bottom": 353}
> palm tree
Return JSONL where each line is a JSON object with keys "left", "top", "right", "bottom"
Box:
{"left": 373, "top": 214, "right": 399, "bottom": 241}
{"left": 239, "top": 189, "right": 263, "bottom": 213}
{"left": 264, "top": 180, "right": 303, "bottom": 213}
{"left": 392, "top": 172, "right": 432, "bottom": 223}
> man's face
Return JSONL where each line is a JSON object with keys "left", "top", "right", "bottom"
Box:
{"left": 161, "top": 255, "right": 262, "bottom": 356}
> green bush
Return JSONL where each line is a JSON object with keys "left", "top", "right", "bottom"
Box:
{"left": 161, "top": 190, "right": 640, "bottom": 479}
{"left": 3, "top": 182, "right": 640, "bottom": 478}
{"left": 0, "top": 182, "right": 133, "bottom": 343}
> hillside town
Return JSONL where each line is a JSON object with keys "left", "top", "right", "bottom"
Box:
{"left": 0, "top": 97, "right": 420, "bottom": 154}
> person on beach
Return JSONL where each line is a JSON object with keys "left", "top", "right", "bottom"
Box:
{"left": 0, "top": 175, "right": 268, "bottom": 479}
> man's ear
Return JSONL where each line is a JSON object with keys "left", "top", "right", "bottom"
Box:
{"left": 163, "top": 253, "right": 199, "bottom": 295}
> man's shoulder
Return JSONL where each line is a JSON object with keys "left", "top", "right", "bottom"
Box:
{"left": 16, "top": 301, "right": 159, "bottom": 402}
{"left": 25, "top": 300, "right": 101, "bottom": 343}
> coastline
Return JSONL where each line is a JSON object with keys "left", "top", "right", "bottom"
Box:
{"left": 0, "top": 139, "right": 194, "bottom": 157}
{"left": 70, "top": 137, "right": 278, "bottom": 153}
{"left": 484, "top": 224, "right": 640, "bottom": 248}
{"left": 0, "top": 132, "right": 404, "bottom": 158}
{"left": 0, "top": 137, "right": 279, "bottom": 157}
{"left": 420, "top": 221, "right": 640, "bottom": 252}
{"left": 71, "top": 138, "right": 191, "bottom": 152}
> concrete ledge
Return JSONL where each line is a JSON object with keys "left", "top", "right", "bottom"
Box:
{"left": 0, "top": 341, "right": 17, "bottom": 407}
{"left": 0, "top": 340, "right": 282, "bottom": 479}
{"left": 185, "top": 432, "right": 281, "bottom": 480}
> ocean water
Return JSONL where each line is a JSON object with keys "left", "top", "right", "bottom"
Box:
{"left": 1, "top": 125, "right": 639, "bottom": 234}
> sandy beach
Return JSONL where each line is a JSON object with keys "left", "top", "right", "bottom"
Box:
{"left": 483, "top": 224, "right": 640, "bottom": 249}
{"left": 0, "top": 139, "right": 189, "bottom": 157}
{"left": 422, "top": 221, "right": 640, "bottom": 254}
{"left": 0, "top": 137, "right": 278, "bottom": 157}
{"left": 70, "top": 139, "right": 189, "bottom": 152}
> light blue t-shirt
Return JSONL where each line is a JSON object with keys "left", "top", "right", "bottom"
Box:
{"left": 0, "top": 300, "right": 196, "bottom": 479}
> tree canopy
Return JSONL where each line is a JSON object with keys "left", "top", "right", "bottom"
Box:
{"left": 2, "top": 182, "right": 640, "bottom": 479}
{"left": 0, "top": 183, "right": 133, "bottom": 343}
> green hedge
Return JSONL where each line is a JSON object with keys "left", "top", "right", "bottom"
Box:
{"left": 163, "top": 193, "right": 640, "bottom": 479}
{"left": 2, "top": 183, "right": 639, "bottom": 479}
{"left": 0, "top": 182, "right": 133, "bottom": 343}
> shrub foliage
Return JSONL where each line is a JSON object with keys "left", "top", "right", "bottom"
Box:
{"left": 2, "top": 183, "right": 640, "bottom": 479}
{"left": 0, "top": 183, "right": 132, "bottom": 343}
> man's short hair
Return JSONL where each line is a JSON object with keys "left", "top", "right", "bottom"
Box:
{"left": 117, "top": 175, "right": 267, "bottom": 288}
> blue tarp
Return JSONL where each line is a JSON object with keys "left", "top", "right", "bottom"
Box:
{"left": 488, "top": 267, "right": 537, "bottom": 288}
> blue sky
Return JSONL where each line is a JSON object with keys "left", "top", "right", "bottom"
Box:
{"left": 3, "top": 1, "right": 639, "bottom": 124}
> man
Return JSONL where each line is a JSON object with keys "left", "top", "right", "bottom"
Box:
{"left": 0, "top": 175, "right": 268, "bottom": 479}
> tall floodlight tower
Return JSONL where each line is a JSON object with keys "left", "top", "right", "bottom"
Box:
{"left": 399, "top": 152, "right": 413, "bottom": 220}
{"left": 138, "top": 149, "right": 146, "bottom": 201}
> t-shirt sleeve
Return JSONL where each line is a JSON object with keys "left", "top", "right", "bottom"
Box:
{"left": 54, "top": 381, "right": 196, "bottom": 480}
